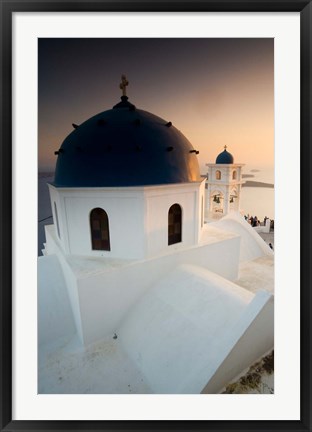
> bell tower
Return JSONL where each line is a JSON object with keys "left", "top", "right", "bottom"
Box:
{"left": 205, "top": 146, "right": 245, "bottom": 220}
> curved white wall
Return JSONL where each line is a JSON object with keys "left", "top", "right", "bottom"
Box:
{"left": 118, "top": 264, "right": 273, "bottom": 394}
{"left": 211, "top": 213, "right": 273, "bottom": 262}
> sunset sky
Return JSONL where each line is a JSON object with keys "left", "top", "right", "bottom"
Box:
{"left": 38, "top": 38, "right": 274, "bottom": 173}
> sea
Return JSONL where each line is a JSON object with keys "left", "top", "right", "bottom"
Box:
{"left": 240, "top": 164, "right": 274, "bottom": 221}
{"left": 38, "top": 165, "right": 274, "bottom": 255}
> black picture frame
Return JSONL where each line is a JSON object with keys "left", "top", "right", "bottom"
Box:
{"left": 1, "top": 1, "right": 311, "bottom": 431}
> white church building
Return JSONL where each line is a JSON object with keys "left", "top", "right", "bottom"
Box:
{"left": 38, "top": 78, "right": 274, "bottom": 394}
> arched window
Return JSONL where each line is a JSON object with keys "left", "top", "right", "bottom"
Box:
{"left": 216, "top": 170, "right": 221, "bottom": 180}
{"left": 90, "top": 208, "right": 110, "bottom": 251}
{"left": 168, "top": 204, "right": 182, "bottom": 245}
{"left": 232, "top": 170, "right": 237, "bottom": 180}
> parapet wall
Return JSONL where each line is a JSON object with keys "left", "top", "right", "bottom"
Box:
{"left": 211, "top": 213, "right": 273, "bottom": 262}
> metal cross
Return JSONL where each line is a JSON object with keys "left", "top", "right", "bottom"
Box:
{"left": 224, "top": 145, "right": 227, "bottom": 150}
{"left": 119, "top": 74, "right": 129, "bottom": 96}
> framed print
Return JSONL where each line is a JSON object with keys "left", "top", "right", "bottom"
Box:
{"left": 1, "top": 1, "right": 311, "bottom": 431}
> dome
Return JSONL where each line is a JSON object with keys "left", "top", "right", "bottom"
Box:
{"left": 215, "top": 147, "right": 234, "bottom": 164}
{"left": 53, "top": 96, "right": 201, "bottom": 187}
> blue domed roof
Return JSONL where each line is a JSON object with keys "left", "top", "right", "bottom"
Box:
{"left": 215, "top": 147, "right": 234, "bottom": 164}
{"left": 53, "top": 96, "right": 201, "bottom": 187}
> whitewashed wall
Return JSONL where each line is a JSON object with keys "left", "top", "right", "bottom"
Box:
{"left": 49, "top": 186, "right": 146, "bottom": 259}
{"left": 118, "top": 265, "right": 273, "bottom": 394}
{"left": 144, "top": 181, "right": 205, "bottom": 257}
{"left": 201, "top": 292, "right": 274, "bottom": 394}
{"left": 38, "top": 254, "right": 76, "bottom": 346}
{"left": 48, "top": 181, "right": 205, "bottom": 260}
{"left": 43, "top": 211, "right": 273, "bottom": 346}
{"left": 44, "top": 227, "right": 84, "bottom": 343}
{"left": 44, "top": 218, "right": 239, "bottom": 346}
{"left": 210, "top": 213, "right": 273, "bottom": 262}
{"left": 48, "top": 186, "right": 68, "bottom": 253}
{"left": 76, "top": 234, "right": 240, "bottom": 345}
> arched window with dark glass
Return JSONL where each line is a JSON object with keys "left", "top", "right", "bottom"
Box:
{"left": 90, "top": 208, "right": 110, "bottom": 251}
{"left": 168, "top": 204, "right": 182, "bottom": 245}
{"left": 232, "top": 170, "right": 237, "bottom": 180}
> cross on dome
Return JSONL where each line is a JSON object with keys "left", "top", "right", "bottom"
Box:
{"left": 224, "top": 145, "right": 227, "bottom": 150}
{"left": 119, "top": 74, "right": 129, "bottom": 97}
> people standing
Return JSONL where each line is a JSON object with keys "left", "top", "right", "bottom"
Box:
{"left": 253, "top": 216, "right": 258, "bottom": 227}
